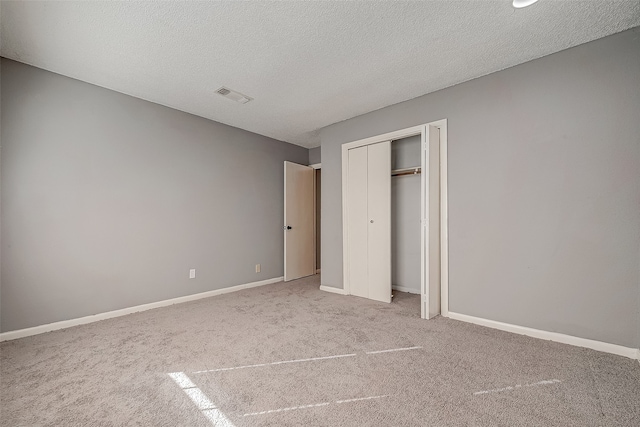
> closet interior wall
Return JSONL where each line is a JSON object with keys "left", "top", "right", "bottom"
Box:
{"left": 391, "top": 136, "right": 422, "bottom": 295}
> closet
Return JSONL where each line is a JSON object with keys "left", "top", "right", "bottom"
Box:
{"left": 391, "top": 136, "right": 422, "bottom": 297}
{"left": 342, "top": 122, "right": 445, "bottom": 319}
{"left": 346, "top": 138, "right": 423, "bottom": 305}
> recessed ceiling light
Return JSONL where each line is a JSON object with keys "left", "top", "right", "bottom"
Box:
{"left": 513, "top": 0, "right": 539, "bottom": 8}
{"left": 216, "top": 86, "right": 253, "bottom": 104}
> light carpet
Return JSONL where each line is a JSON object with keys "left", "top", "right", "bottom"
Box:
{"left": 1, "top": 274, "right": 639, "bottom": 426}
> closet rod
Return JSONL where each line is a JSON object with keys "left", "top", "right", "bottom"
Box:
{"left": 391, "top": 167, "right": 421, "bottom": 177}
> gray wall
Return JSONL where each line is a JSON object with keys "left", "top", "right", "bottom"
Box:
{"left": 320, "top": 28, "right": 640, "bottom": 348}
{"left": 392, "top": 136, "right": 421, "bottom": 293}
{"left": 308, "top": 147, "right": 321, "bottom": 165}
{"left": 0, "top": 58, "right": 308, "bottom": 332}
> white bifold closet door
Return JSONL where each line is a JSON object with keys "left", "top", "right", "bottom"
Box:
{"left": 347, "top": 141, "right": 391, "bottom": 303}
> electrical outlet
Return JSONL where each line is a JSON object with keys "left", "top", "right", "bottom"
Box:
{"left": 255, "top": 264, "right": 261, "bottom": 273}
{"left": 189, "top": 269, "right": 196, "bottom": 279}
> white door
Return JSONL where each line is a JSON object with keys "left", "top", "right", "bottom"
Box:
{"left": 347, "top": 141, "right": 391, "bottom": 303}
{"left": 347, "top": 146, "right": 369, "bottom": 297}
{"left": 284, "top": 161, "right": 315, "bottom": 281}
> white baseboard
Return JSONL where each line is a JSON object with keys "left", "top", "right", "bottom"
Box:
{"left": 392, "top": 285, "right": 420, "bottom": 294}
{"left": 0, "top": 276, "right": 284, "bottom": 342}
{"left": 319, "top": 285, "right": 348, "bottom": 295}
{"left": 447, "top": 311, "right": 639, "bottom": 360}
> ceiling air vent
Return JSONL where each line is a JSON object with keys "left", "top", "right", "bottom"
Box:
{"left": 215, "top": 86, "right": 252, "bottom": 104}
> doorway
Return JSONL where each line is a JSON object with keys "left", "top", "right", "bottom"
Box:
{"left": 391, "top": 136, "right": 421, "bottom": 300}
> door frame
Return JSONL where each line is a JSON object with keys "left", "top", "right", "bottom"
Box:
{"left": 310, "top": 163, "right": 321, "bottom": 274}
{"left": 341, "top": 120, "right": 449, "bottom": 319}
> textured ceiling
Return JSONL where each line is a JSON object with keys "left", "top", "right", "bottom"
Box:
{"left": 2, "top": 1, "right": 639, "bottom": 148}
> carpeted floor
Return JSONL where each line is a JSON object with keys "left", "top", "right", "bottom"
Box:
{"left": 1, "top": 274, "right": 639, "bottom": 426}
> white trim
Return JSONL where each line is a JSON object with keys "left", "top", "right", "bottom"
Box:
{"left": 309, "top": 163, "right": 322, "bottom": 169}
{"left": 284, "top": 161, "right": 289, "bottom": 281}
{"left": 341, "top": 144, "right": 350, "bottom": 295}
{"left": 341, "top": 125, "right": 424, "bottom": 151}
{"left": 420, "top": 125, "right": 427, "bottom": 319}
{"left": 448, "top": 312, "right": 639, "bottom": 360}
{"left": 319, "top": 285, "right": 348, "bottom": 295}
{"left": 392, "top": 285, "right": 421, "bottom": 295}
{"left": 435, "top": 119, "right": 449, "bottom": 317}
{"left": 0, "top": 276, "right": 284, "bottom": 342}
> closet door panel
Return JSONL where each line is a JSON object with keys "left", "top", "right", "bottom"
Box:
{"left": 348, "top": 146, "right": 369, "bottom": 298}
{"left": 428, "top": 126, "right": 441, "bottom": 317}
{"left": 367, "top": 141, "right": 392, "bottom": 303}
